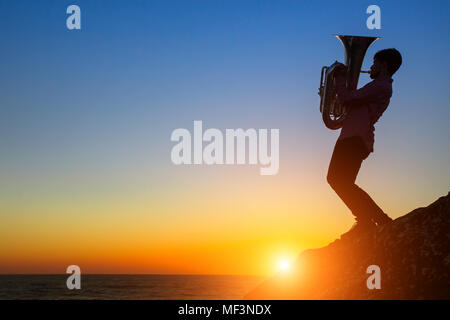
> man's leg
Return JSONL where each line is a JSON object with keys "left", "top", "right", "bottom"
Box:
{"left": 327, "top": 137, "right": 369, "bottom": 221}
{"left": 351, "top": 183, "right": 392, "bottom": 225}
{"left": 327, "top": 136, "right": 391, "bottom": 224}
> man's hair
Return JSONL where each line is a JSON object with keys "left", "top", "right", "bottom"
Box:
{"left": 374, "top": 48, "right": 402, "bottom": 76}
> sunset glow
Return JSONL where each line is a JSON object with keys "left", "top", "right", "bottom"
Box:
{"left": 1, "top": 1, "right": 449, "bottom": 278}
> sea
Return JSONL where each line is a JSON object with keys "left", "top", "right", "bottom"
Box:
{"left": 0, "top": 275, "right": 264, "bottom": 300}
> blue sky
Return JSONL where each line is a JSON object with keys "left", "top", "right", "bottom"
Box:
{"left": 1, "top": 0, "right": 449, "bottom": 238}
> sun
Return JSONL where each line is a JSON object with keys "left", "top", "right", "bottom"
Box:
{"left": 278, "top": 259, "right": 291, "bottom": 272}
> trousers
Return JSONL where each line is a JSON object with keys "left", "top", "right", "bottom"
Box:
{"left": 327, "top": 136, "right": 385, "bottom": 222}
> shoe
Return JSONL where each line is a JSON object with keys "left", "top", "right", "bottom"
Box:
{"left": 373, "top": 212, "right": 393, "bottom": 226}
{"left": 340, "top": 218, "right": 376, "bottom": 240}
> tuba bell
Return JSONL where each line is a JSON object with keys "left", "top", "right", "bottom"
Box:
{"left": 318, "top": 35, "right": 378, "bottom": 129}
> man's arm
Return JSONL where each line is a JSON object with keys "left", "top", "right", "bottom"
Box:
{"left": 335, "top": 74, "right": 382, "bottom": 107}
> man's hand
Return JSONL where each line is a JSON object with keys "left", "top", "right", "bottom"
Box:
{"left": 333, "top": 63, "right": 348, "bottom": 93}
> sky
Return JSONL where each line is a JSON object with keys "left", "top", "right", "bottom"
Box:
{"left": 0, "top": 0, "right": 449, "bottom": 276}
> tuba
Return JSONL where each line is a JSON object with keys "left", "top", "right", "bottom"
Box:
{"left": 318, "top": 35, "right": 378, "bottom": 129}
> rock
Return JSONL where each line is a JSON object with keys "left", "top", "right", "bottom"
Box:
{"left": 244, "top": 191, "right": 450, "bottom": 299}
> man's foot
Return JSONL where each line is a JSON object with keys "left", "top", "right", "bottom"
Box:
{"left": 373, "top": 212, "right": 393, "bottom": 226}
{"left": 340, "top": 218, "right": 376, "bottom": 240}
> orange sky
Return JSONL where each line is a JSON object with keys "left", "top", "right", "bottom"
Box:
{"left": 1, "top": 160, "right": 443, "bottom": 276}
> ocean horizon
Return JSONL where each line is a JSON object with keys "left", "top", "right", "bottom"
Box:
{"left": 0, "top": 274, "right": 265, "bottom": 300}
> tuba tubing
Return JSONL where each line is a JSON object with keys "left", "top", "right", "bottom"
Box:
{"left": 318, "top": 35, "right": 379, "bottom": 130}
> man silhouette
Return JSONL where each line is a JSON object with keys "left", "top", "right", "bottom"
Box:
{"left": 327, "top": 48, "right": 402, "bottom": 238}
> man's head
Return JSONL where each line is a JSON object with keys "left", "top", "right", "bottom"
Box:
{"left": 370, "top": 48, "right": 402, "bottom": 79}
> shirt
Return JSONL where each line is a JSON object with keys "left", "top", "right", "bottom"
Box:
{"left": 335, "top": 76, "right": 393, "bottom": 154}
